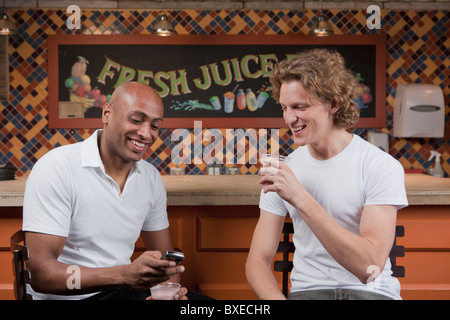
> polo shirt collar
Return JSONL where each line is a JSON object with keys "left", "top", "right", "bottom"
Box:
{"left": 81, "top": 130, "right": 103, "bottom": 168}
{"left": 81, "top": 129, "right": 142, "bottom": 173}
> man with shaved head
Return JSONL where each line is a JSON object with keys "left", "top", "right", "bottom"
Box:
{"left": 23, "top": 82, "right": 187, "bottom": 300}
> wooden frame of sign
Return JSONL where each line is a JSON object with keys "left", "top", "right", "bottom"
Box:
{"left": 48, "top": 34, "right": 386, "bottom": 129}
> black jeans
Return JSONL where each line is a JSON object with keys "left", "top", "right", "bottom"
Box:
{"left": 85, "top": 287, "right": 214, "bottom": 300}
{"left": 84, "top": 287, "right": 150, "bottom": 300}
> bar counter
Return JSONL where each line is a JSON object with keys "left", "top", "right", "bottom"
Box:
{"left": 1, "top": 173, "right": 450, "bottom": 207}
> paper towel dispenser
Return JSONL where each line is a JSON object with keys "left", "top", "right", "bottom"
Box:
{"left": 393, "top": 84, "right": 445, "bottom": 138}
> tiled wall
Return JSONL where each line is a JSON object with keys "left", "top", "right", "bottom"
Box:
{"left": 0, "top": 9, "right": 449, "bottom": 176}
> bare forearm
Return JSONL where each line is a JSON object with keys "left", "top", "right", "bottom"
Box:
{"left": 246, "top": 211, "right": 286, "bottom": 299}
{"left": 30, "top": 260, "right": 128, "bottom": 295}
{"left": 246, "top": 256, "right": 286, "bottom": 300}
{"left": 26, "top": 230, "right": 183, "bottom": 296}
{"left": 30, "top": 252, "right": 180, "bottom": 295}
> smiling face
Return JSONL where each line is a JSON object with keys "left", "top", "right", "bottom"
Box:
{"left": 280, "top": 80, "right": 338, "bottom": 149}
{"left": 270, "top": 49, "right": 360, "bottom": 132}
{"left": 101, "top": 82, "right": 164, "bottom": 166}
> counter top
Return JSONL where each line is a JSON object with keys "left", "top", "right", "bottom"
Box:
{"left": 0, "top": 177, "right": 28, "bottom": 207}
{"left": 1, "top": 174, "right": 449, "bottom": 207}
{"left": 402, "top": 174, "right": 450, "bottom": 205}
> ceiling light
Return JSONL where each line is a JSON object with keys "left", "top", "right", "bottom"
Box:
{"left": 152, "top": 13, "right": 176, "bottom": 36}
{"left": 309, "top": 11, "right": 334, "bottom": 37}
{"left": 151, "top": 0, "right": 175, "bottom": 36}
{"left": 0, "top": 7, "right": 16, "bottom": 35}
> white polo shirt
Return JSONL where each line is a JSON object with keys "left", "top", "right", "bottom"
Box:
{"left": 23, "top": 130, "right": 169, "bottom": 299}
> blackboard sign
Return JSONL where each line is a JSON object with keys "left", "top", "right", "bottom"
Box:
{"left": 48, "top": 34, "right": 386, "bottom": 128}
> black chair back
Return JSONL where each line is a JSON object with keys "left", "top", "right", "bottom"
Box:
{"left": 10, "top": 230, "right": 32, "bottom": 300}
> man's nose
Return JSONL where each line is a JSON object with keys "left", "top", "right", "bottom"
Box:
{"left": 283, "top": 108, "right": 296, "bottom": 125}
{"left": 137, "top": 122, "right": 151, "bottom": 140}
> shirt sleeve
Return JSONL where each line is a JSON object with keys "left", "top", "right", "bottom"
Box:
{"left": 141, "top": 170, "right": 169, "bottom": 231}
{"left": 259, "top": 188, "right": 289, "bottom": 217}
{"left": 22, "top": 151, "right": 73, "bottom": 237}
{"left": 364, "top": 154, "right": 408, "bottom": 210}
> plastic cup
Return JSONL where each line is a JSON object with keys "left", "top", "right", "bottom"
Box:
{"left": 150, "top": 282, "right": 181, "bottom": 300}
{"left": 259, "top": 154, "right": 290, "bottom": 188}
{"left": 260, "top": 154, "right": 290, "bottom": 174}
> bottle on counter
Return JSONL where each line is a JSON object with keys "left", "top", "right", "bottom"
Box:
{"left": 428, "top": 150, "right": 444, "bottom": 177}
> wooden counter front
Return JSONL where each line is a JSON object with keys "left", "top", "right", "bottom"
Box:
{"left": 0, "top": 174, "right": 449, "bottom": 300}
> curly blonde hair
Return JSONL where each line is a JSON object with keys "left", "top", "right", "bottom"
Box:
{"left": 270, "top": 49, "right": 360, "bottom": 129}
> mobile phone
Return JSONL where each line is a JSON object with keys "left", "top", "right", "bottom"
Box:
{"left": 160, "top": 250, "right": 184, "bottom": 265}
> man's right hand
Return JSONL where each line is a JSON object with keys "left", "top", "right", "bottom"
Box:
{"left": 126, "top": 250, "right": 185, "bottom": 290}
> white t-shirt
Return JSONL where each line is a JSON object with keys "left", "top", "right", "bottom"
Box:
{"left": 259, "top": 134, "right": 408, "bottom": 300}
{"left": 23, "top": 130, "right": 169, "bottom": 299}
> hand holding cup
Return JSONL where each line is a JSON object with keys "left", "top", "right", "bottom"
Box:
{"left": 259, "top": 154, "right": 291, "bottom": 189}
{"left": 260, "top": 153, "right": 290, "bottom": 174}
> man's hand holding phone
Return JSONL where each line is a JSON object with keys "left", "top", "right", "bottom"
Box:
{"left": 126, "top": 250, "right": 184, "bottom": 290}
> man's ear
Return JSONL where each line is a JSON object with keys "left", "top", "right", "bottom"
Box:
{"left": 330, "top": 100, "right": 340, "bottom": 114}
{"left": 102, "top": 103, "right": 112, "bottom": 124}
